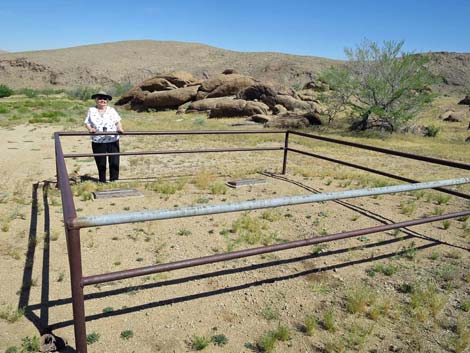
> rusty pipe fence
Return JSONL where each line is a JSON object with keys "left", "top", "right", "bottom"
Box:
{"left": 54, "top": 130, "right": 470, "bottom": 353}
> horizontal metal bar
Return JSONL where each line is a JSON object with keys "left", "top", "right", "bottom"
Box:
{"left": 290, "top": 131, "right": 470, "bottom": 170}
{"left": 63, "top": 146, "right": 283, "bottom": 158}
{"left": 71, "top": 177, "right": 470, "bottom": 229}
{"left": 289, "top": 147, "right": 470, "bottom": 199}
{"left": 81, "top": 210, "right": 470, "bottom": 286}
{"left": 58, "top": 130, "right": 286, "bottom": 137}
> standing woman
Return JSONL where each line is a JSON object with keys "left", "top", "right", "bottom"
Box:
{"left": 85, "top": 91, "right": 124, "bottom": 183}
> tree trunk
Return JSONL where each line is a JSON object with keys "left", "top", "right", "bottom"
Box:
{"left": 350, "top": 110, "right": 370, "bottom": 131}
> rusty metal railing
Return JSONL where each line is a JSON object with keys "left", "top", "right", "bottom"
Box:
{"left": 54, "top": 130, "right": 469, "bottom": 353}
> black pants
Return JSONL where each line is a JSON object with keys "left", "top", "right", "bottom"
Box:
{"left": 92, "top": 141, "right": 120, "bottom": 183}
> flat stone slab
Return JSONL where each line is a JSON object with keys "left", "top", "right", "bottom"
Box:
{"left": 226, "top": 178, "right": 267, "bottom": 188}
{"left": 93, "top": 189, "right": 144, "bottom": 199}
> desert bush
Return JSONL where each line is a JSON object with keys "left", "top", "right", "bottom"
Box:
{"left": 210, "top": 181, "right": 227, "bottom": 195}
{"left": 86, "top": 332, "right": 100, "bottom": 345}
{"left": 0, "top": 84, "right": 14, "bottom": 98}
{"left": 191, "top": 335, "right": 210, "bottom": 350}
{"left": 16, "top": 88, "right": 38, "bottom": 98}
{"left": 0, "top": 304, "right": 25, "bottom": 323}
{"left": 424, "top": 124, "right": 440, "bottom": 137}
{"left": 110, "top": 82, "right": 133, "bottom": 97}
{"left": 68, "top": 86, "right": 97, "bottom": 101}
{"left": 303, "top": 314, "right": 318, "bottom": 336}
{"left": 211, "top": 334, "right": 228, "bottom": 346}
{"left": 346, "top": 286, "right": 376, "bottom": 314}
{"left": 20, "top": 336, "right": 40, "bottom": 352}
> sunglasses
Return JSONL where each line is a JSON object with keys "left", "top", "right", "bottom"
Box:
{"left": 96, "top": 96, "right": 109, "bottom": 101}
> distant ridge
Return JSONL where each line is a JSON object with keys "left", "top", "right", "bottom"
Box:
{"left": 0, "top": 40, "right": 468, "bottom": 93}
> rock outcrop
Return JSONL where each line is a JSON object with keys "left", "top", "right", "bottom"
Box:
{"left": 116, "top": 70, "right": 326, "bottom": 127}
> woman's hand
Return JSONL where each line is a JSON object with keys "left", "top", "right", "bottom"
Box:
{"left": 116, "top": 122, "right": 124, "bottom": 134}
{"left": 88, "top": 127, "right": 97, "bottom": 133}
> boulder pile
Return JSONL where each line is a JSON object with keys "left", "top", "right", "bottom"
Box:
{"left": 115, "top": 70, "right": 325, "bottom": 127}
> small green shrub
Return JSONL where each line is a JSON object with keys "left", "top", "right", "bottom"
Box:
{"left": 86, "top": 332, "right": 100, "bottom": 345}
{"left": 322, "top": 310, "right": 336, "bottom": 332}
{"left": 0, "top": 84, "right": 14, "bottom": 98}
{"left": 400, "top": 200, "right": 416, "bottom": 216}
{"left": 177, "top": 228, "right": 192, "bottom": 236}
{"left": 261, "top": 306, "right": 279, "bottom": 321}
{"left": 273, "top": 324, "right": 290, "bottom": 341}
{"left": 120, "top": 330, "right": 134, "bottom": 340}
{"left": 20, "top": 336, "right": 40, "bottom": 352}
{"left": 0, "top": 305, "right": 25, "bottom": 323}
{"left": 460, "top": 300, "right": 470, "bottom": 312}
{"left": 211, "top": 334, "right": 228, "bottom": 346}
{"left": 17, "top": 88, "right": 38, "bottom": 98}
{"left": 442, "top": 220, "right": 451, "bottom": 229}
{"left": 191, "top": 335, "right": 210, "bottom": 350}
{"left": 261, "top": 210, "right": 281, "bottom": 222}
{"left": 210, "top": 182, "right": 227, "bottom": 195}
{"left": 424, "top": 124, "right": 440, "bottom": 137}
{"left": 68, "top": 86, "right": 97, "bottom": 101}
{"left": 5, "top": 347, "right": 19, "bottom": 353}
{"left": 111, "top": 82, "right": 133, "bottom": 97}
{"left": 346, "top": 286, "right": 376, "bottom": 314}
{"left": 256, "top": 332, "right": 277, "bottom": 353}
{"left": 304, "top": 314, "right": 318, "bottom": 336}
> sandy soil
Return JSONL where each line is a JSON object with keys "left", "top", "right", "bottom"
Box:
{"left": 0, "top": 125, "right": 469, "bottom": 353}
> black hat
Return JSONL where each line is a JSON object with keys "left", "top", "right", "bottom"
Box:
{"left": 91, "top": 91, "right": 112, "bottom": 101}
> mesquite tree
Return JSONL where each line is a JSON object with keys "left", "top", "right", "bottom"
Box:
{"left": 320, "top": 40, "right": 436, "bottom": 131}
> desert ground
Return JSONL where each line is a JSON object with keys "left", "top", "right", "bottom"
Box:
{"left": 0, "top": 94, "right": 469, "bottom": 353}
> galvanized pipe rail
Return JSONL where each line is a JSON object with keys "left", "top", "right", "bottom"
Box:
{"left": 71, "top": 177, "right": 470, "bottom": 229}
{"left": 54, "top": 129, "right": 470, "bottom": 353}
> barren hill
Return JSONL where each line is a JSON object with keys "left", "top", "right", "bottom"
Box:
{"left": 0, "top": 40, "right": 468, "bottom": 93}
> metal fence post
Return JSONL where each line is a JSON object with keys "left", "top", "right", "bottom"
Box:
{"left": 282, "top": 131, "right": 289, "bottom": 175}
{"left": 66, "top": 227, "right": 87, "bottom": 353}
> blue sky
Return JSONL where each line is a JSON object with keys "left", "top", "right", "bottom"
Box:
{"left": 1, "top": 0, "right": 469, "bottom": 59}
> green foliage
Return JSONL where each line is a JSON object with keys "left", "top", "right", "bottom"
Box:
{"left": 16, "top": 88, "right": 38, "bottom": 98}
{"left": 261, "top": 305, "right": 279, "bottom": 321}
{"left": 146, "top": 179, "right": 186, "bottom": 195}
{"left": 256, "top": 332, "right": 277, "bottom": 353}
{"left": 102, "top": 306, "right": 114, "bottom": 313}
{"left": 424, "top": 124, "right": 440, "bottom": 137}
{"left": 273, "top": 324, "right": 290, "bottom": 341}
{"left": 86, "top": 332, "right": 100, "bottom": 345}
{"left": 0, "top": 305, "right": 24, "bottom": 323}
{"left": 120, "top": 330, "right": 134, "bottom": 340}
{"left": 304, "top": 314, "right": 318, "bottom": 336}
{"left": 5, "top": 347, "right": 19, "bottom": 353}
{"left": 346, "top": 286, "right": 376, "bottom": 314}
{"left": 177, "top": 228, "right": 192, "bottom": 236}
{"left": 68, "top": 86, "right": 97, "bottom": 101}
{"left": 191, "top": 335, "right": 210, "bottom": 350}
{"left": 322, "top": 309, "right": 336, "bottom": 332}
{"left": 20, "top": 336, "right": 40, "bottom": 352}
{"left": 110, "top": 82, "right": 133, "bottom": 97}
{"left": 210, "top": 182, "right": 227, "bottom": 195}
{"left": 0, "top": 84, "right": 14, "bottom": 98}
{"left": 460, "top": 300, "right": 470, "bottom": 312}
{"left": 367, "top": 263, "right": 398, "bottom": 277}
{"left": 211, "top": 334, "right": 228, "bottom": 346}
{"left": 320, "top": 39, "right": 436, "bottom": 132}
{"left": 399, "top": 200, "right": 416, "bottom": 216}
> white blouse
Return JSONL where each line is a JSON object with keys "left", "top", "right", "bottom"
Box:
{"left": 84, "top": 106, "right": 121, "bottom": 143}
